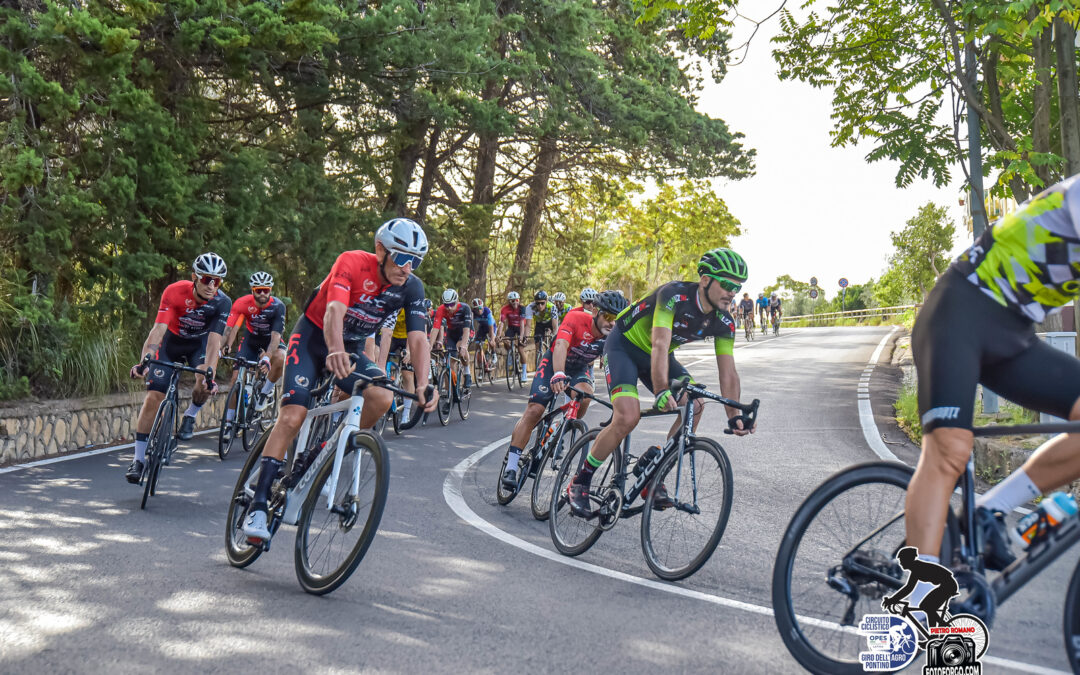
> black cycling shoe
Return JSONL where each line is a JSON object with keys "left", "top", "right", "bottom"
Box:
{"left": 566, "top": 482, "right": 592, "bottom": 518}
{"left": 976, "top": 506, "right": 1016, "bottom": 571}
{"left": 125, "top": 460, "right": 145, "bottom": 484}
{"left": 501, "top": 468, "right": 519, "bottom": 490}
{"left": 178, "top": 415, "right": 196, "bottom": 440}
{"left": 643, "top": 482, "right": 675, "bottom": 510}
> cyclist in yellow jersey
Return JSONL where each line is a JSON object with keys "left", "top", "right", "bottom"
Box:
{"left": 376, "top": 308, "right": 416, "bottom": 419}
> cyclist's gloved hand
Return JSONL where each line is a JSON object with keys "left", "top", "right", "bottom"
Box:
{"left": 550, "top": 371, "right": 568, "bottom": 394}
{"left": 258, "top": 354, "right": 271, "bottom": 375}
{"left": 727, "top": 414, "right": 753, "bottom": 436}
{"left": 654, "top": 389, "right": 677, "bottom": 412}
{"left": 130, "top": 363, "right": 146, "bottom": 379}
{"left": 220, "top": 343, "right": 231, "bottom": 356}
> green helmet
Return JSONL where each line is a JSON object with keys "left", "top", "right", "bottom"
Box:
{"left": 698, "top": 248, "right": 747, "bottom": 282}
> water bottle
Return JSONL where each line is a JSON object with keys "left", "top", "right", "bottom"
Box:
{"left": 1010, "top": 491, "right": 1079, "bottom": 549}
{"left": 633, "top": 446, "right": 661, "bottom": 477}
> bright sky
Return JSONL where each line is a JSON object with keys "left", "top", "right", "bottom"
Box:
{"left": 696, "top": 10, "right": 971, "bottom": 299}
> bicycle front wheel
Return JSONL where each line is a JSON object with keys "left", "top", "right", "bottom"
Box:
{"left": 295, "top": 430, "right": 389, "bottom": 595}
{"left": 219, "top": 381, "right": 241, "bottom": 460}
{"left": 640, "top": 437, "right": 733, "bottom": 581}
{"left": 548, "top": 428, "right": 621, "bottom": 557}
{"left": 225, "top": 432, "right": 268, "bottom": 568}
{"left": 437, "top": 370, "right": 452, "bottom": 426}
{"left": 141, "top": 399, "right": 176, "bottom": 509}
{"left": 1063, "top": 555, "right": 1080, "bottom": 673}
{"left": 458, "top": 369, "right": 471, "bottom": 420}
{"left": 772, "top": 461, "right": 956, "bottom": 674}
{"left": 531, "top": 419, "right": 587, "bottom": 521}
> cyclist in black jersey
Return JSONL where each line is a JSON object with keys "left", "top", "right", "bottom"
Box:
{"left": 566, "top": 248, "right": 755, "bottom": 516}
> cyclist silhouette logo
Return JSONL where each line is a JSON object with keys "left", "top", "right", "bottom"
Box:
{"left": 882, "top": 547, "right": 958, "bottom": 628}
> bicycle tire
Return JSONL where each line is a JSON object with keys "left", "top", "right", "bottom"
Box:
{"left": 548, "top": 428, "right": 621, "bottom": 557}
{"left": 531, "top": 419, "right": 587, "bottom": 521}
{"left": 437, "top": 370, "right": 452, "bottom": 426}
{"left": 772, "top": 461, "right": 958, "bottom": 674}
{"left": 141, "top": 398, "right": 175, "bottom": 509}
{"left": 225, "top": 430, "right": 269, "bottom": 568}
{"left": 504, "top": 345, "right": 514, "bottom": 390}
{"left": 294, "top": 430, "right": 389, "bottom": 595}
{"left": 1063, "top": 556, "right": 1080, "bottom": 673}
{"left": 495, "top": 444, "right": 530, "bottom": 506}
{"left": 640, "top": 437, "right": 733, "bottom": 580}
{"left": 458, "top": 367, "right": 471, "bottom": 420}
{"left": 219, "top": 380, "right": 241, "bottom": 460}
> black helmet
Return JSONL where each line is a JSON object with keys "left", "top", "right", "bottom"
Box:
{"left": 534, "top": 290, "right": 548, "bottom": 302}
{"left": 595, "top": 290, "right": 629, "bottom": 316}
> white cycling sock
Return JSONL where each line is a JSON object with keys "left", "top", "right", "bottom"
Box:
{"left": 134, "top": 437, "right": 148, "bottom": 463}
{"left": 464, "top": 364, "right": 471, "bottom": 374}
{"left": 184, "top": 403, "right": 201, "bottom": 418}
{"left": 401, "top": 399, "right": 413, "bottom": 415}
{"left": 226, "top": 408, "right": 236, "bottom": 422}
{"left": 977, "top": 467, "right": 1041, "bottom": 513}
{"left": 505, "top": 447, "right": 522, "bottom": 473}
{"left": 261, "top": 378, "right": 275, "bottom": 395}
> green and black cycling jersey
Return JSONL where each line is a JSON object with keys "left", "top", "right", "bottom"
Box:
{"left": 616, "top": 281, "right": 736, "bottom": 355}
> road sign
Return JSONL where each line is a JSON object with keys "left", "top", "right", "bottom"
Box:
{"left": 839, "top": 277, "right": 849, "bottom": 288}
{"left": 809, "top": 288, "right": 819, "bottom": 299}
{"left": 810, "top": 277, "right": 818, "bottom": 287}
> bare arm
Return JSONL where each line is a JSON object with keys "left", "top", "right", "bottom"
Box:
{"left": 650, "top": 325, "right": 673, "bottom": 405}
{"left": 376, "top": 325, "right": 393, "bottom": 371}
{"left": 323, "top": 301, "right": 353, "bottom": 379}
{"left": 141, "top": 323, "right": 169, "bottom": 361}
{"left": 551, "top": 338, "right": 570, "bottom": 373}
{"left": 204, "top": 332, "right": 223, "bottom": 374}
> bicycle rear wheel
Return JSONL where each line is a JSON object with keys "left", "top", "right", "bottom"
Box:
{"left": 295, "top": 430, "right": 389, "bottom": 595}
{"left": 531, "top": 419, "right": 587, "bottom": 521}
{"left": 219, "top": 381, "right": 241, "bottom": 460}
{"left": 141, "top": 399, "right": 175, "bottom": 509}
{"left": 496, "top": 444, "right": 530, "bottom": 506}
{"left": 504, "top": 346, "right": 514, "bottom": 390}
{"left": 457, "top": 367, "right": 471, "bottom": 420}
{"left": 548, "top": 428, "right": 621, "bottom": 557}
{"left": 772, "top": 461, "right": 957, "bottom": 674}
{"left": 225, "top": 431, "right": 269, "bottom": 568}
{"left": 1063, "top": 557, "right": 1080, "bottom": 673}
{"left": 640, "top": 438, "right": 733, "bottom": 580}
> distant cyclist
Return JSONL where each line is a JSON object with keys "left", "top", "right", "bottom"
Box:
{"left": 572, "top": 288, "right": 598, "bottom": 314}
{"left": 738, "top": 293, "right": 755, "bottom": 328}
{"left": 221, "top": 271, "right": 286, "bottom": 421}
{"left": 470, "top": 297, "right": 497, "bottom": 375}
{"left": 756, "top": 292, "right": 769, "bottom": 328}
{"left": 430, "top": 289, "right": 475, "bottom": 388}
{"left": 551, "top": 291, "right": 568, "bottom": 317}
{"left": 769, "top": 292, "right": 783, "bottom": 324}
{"left": 527, "top": 290, "right": 558, "bottom": 352}
{"left": 500, "top": 291, "right": 530, "bottom": 383}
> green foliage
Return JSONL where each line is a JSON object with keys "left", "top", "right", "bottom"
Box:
{"left": 895, "top": 379, "right": 923, "bottom": 445}
{"left": 883, "top": 202, "right": 956, "bottom": 301}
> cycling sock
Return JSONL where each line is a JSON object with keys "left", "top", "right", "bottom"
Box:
{"left": 226, "top": 408, "right": 236, "bottom": 422}
{"left": 505, "top": 446, "right": 523, "bottom": 473}
{"left": 251, "top": 456, "right": 283, "bottom": 510}
{"left": 134, "top": 433, "right": 149, "bottom": 463}
{"left": 976, "top": 467, "right": 1040, "bottom": 513}
{"left": 261, "top": 379, "right": 275, "bottom": 395}
{"left": 573, "top": 451, "right": 603, "bottom": 485}
{"left": 464, "top": 364, "right": 471, "bottom": 375}
{"left": 184, "top": 403, "right": 201, "bottom": 418}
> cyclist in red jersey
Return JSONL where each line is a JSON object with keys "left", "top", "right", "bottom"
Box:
{"left": 125, "top": 253, "right": 230, "bottom": 482}
{"left": 430, "top": 289, "right": 475, "bottom": 387}
{"left": 500, "top": 291, "right": 628, "bottom": 487}
{"left": 221, "top": 271, "right": 287, "bottom": 420}
{"left": 243, "top": 218, "right": 437, "bottom": 543}
{"left": 571, "top": 287, "right": 598, "bottom": 314}
{"left": 499, "top": 291, "right": 530, "bottom": 383}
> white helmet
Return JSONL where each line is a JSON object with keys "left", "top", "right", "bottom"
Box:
{"left": 249, "top": 271, "right": 274, "bottom": 287}
{"left": 507, "top": 291, "right": 520, "bottom": 301}
{"left": 193, "top": 252, "right": 227, "bottom": 278}
{"left": 471, "top": 298, "right": 484, "bottom": 309}
{"left": 552, "top": 292, "right": 566, "bottom": 302}
{"left": 375, "top": 217, "right": 429, "bottom": 265}
{"left": 442, "top": 288, "right": 459, "bottom": 304}
{"left": 580, "top": 288, "right": 597, "bottom": 302}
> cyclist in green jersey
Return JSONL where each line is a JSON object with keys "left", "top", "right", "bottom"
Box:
{"left": 566, "top": 248, "right": 756, "bottom": 516}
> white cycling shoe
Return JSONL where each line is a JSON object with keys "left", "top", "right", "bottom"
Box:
{"left": 243, "top": 509, "right": 270, "bottom": 542}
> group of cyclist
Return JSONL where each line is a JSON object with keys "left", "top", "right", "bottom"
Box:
{"left": 726, "top": 291, "right": 782, "bottom": 334}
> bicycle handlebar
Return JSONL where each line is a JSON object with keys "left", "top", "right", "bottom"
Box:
{"left": 219, "top": 355, "right": 262, "bottom": 369}
{"left": 309, "top": 353, "right": 435, "bottom": 403}
{"left": 974, "top": 421, "right": 1080, "bottom": 437}
{"left": 140, "top": 355, "right": 214, "bottom": 384}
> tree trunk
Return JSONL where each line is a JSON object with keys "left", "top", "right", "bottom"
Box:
{"left": 384, "top": 112, "right": 430, "bottom": 216}
{"left": 414, "top": 124, "right": 444, "bottom": 222}
{"left": 1033, "top": 13, "right": 1054, "bottom": 186}
{"left": 506, "top": 136, "right": 559, "bottom": 295}
{"left": 1054, "top": 14, "right": 1080, "bottom": 356}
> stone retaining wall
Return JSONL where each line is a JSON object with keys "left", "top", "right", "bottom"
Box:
{"left": 0, "top": 388, "right": 228, "bottom": 466}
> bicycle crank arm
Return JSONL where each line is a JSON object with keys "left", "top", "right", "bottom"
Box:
{"left": 673, "top": 502, "right": 701, "bottom": 515}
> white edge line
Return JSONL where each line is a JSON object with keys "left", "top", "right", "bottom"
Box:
{"left": 0, "top": 429, "right": 217, "bottom": 474}
{"left": 859, "top": 327, "right": 900, "bottom": 462}
{"left": 443, "top": 436, "right": 1060, "bottom": 675}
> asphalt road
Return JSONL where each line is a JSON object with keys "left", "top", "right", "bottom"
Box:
{"left": 0, "top": 327, "right": 1073, "bottom": 673}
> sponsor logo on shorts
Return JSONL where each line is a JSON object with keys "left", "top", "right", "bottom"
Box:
{"left": 922, "top": 407, "right": 961, "bottom": 426}
{"left": 294, "top": 375, "right": 309, "bottom": 387}
{"left": 153, "top": 369, "right": 164, "bottom": 378}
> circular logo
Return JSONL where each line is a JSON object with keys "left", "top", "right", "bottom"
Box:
{"left": 839, "top": 277, "right": 849, "bottom": 288}
{"left": 153, "top": 369, "right": 164, "bottom": 378}
{"left": 363, "top": 279, "right": 377, "bottom": 292}
{"left": 294, "top": 375, "right": 309, "bottom": 387}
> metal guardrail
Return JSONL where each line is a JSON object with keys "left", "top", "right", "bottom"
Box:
{"left": 780, "top": 304, "right": 920, "bottom": 324}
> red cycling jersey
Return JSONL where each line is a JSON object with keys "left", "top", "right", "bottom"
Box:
{"left": 226, "top": 294, "right": 287, "bottom": 338}
{"left": 554, "top": 307, "right": 605, "bottom": 369}
{"left": 500, "top": 303, "right": 527, "bottom": 329}
{"left": 156, "top": 281, "right": 231, "bottom": 340}
{"left": 433, "top": 302, "right": 473, "bottom": 334}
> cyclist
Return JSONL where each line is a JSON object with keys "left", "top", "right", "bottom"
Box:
{"left": 527, "top": 290, "right": 559, "bottom": 355}
{"left": 220, "top": 272, "right": 287, "bottom": 428}
{"left": 551, "top": 291, "right": 568, "bottom": 317}
{"left": 769, "top": 292, "right": 783, "bottom": 326}
{"left": 565, "top": 248, "right": 755, "bottom": 516}
{"left": 500, "top": 291, "right": 530, "bottom": 383}
{"left": 738, "top": 292, "right": 755, "bottom": 330}
{"left": 125, "top": 253, "right": 231, "bottom": 482}
{"left": 501, "top": 291, "right": 629, "bottom": 488}
{"left": 430, "top": 289, "right": 475, "bottom": 388}
{"left": 470, "top": 298, "right": 497, "bottom": 376}
{"left": 756, "top": 292, "right": 769, "bottom": 328}
{"left": 376, "top": 308, "right": 415, "bottom": 421}
{"left": 905, "top": 175, "right": 1080, "bottom": 588}
{"left": 242, "top": 218, "right": 437, "bottom": 543}
{"left": 423, "top": 298, "right": 435, "bottom": 333}
{"left": 576, "top": 287, "right": 598, "bottom": 314}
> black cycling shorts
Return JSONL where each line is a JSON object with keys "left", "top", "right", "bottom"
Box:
{"left": 913, "top": 268, "right": 1080, "bottom": 432}
{"left": 445, "top": 327, "right": 467, "bottom": 344}
{"left": 237, "top": 333, "right": 272, "bottom": 363}
{"left": 147, "top": 332, "right": 207, "bottom": 394}
{"left": 529, "top": 351, "right": 592, "bottom": 405}
{"left": 602, "top": 327, "right": 690, "bottom": 401}
{"left": 504, "top": 326, "right": 523, "bottom": 339}
{"left": 474, "top": 323, "right": 493, "bottom": 340}
{"left": 281, "top": 316, "right": 383, "bottom": 408}
{"left": 389, "top": 336, "right": 408, "bottom": 355}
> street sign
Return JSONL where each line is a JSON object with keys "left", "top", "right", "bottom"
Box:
{"left": 810, "top": 276, "right": 818, "bottom": 287}
{"left": 839, "top": 277, "right": 849, "bottom": 288}
{"left": 809, "top": 288, "right": 819, "bottom": 299}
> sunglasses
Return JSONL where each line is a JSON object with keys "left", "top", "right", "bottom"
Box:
{"left": 252, "top": 286, "right": 272, "bottom": 293}
{"left": 389, "top": 250, "right": 423, "bottom": 270}
{"left": 600, "top": 312, "right": 618, "bottom": 322}
{"left": 711, "top": 277, "right": 741, "bottom": 293}
{"left": 198, "top": 275, "right": 222, "bottom": 287}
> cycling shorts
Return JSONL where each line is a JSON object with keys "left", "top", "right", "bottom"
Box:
{"left": 389, "top": 336, "right": 408, "bottom": 355}
{"left": 281, "top": 316, "right": 383, "bottom": 408}
{"left": 445, "top": 327, "right": 467, "bottom": 345}
{"left": 533, "top": 324, "right": 554, "bottom": 341}
{"left": 473, "top": 322, "right": 493, "bottom": 340}
{"left": 913, "top": 268, "right": 1080, "bottom": 432}
{"left": 602, "top": 326, "right": 691, "bottom": 401}
{"left": 504, "top": 326, "right": 522, "bottom": 339}
{"left": 237, "top": 333, "right": 274, "bottom": 363}
{"left": 146, "top": 332, "right": 207, "bottom": 394}
{"left": 529, "top": 351, "right": 592, "bottom": 405}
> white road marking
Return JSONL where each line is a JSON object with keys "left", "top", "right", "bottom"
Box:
{"left": 859, "top": 327, "right": 900, "bottom": 461}
{"left": 0, "top": 429, "right": 217, "bottom": 474}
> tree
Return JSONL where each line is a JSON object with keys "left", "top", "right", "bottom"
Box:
{"left": 881, "top": 202, "right": 956, "bottom": 302}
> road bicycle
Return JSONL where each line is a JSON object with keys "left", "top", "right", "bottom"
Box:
{"left": 432, "top": 345, "right": 471, "bottom": 425}
{"left": 225, "top": 365, "right": 429, "bottom": 595}
{"left": 549, "top": 379, "right": 758, "bottom": 580}
{"left": 137, "top": 356, "right": 215, "bottom": 509}
{"left": 772, "top": 419, "right": 1080, "bottom": 674}
{"left": 744, "top": 314, "right": 755, "bottom": 342}
{"left": 217, "top": 355, "right": 277, "bottom": 459}
{"left": 495, "top": 385, "right": 597, "bottom": 520}
{"left": 471, "top": 338, "right": 496, "bottom": 386}
{"left": 772, "top": 311, "right": 781, "bottom": 336}
{"left": 502, "top": 337, "right": 525, "bottom": 390}
{"left": 534, "top": 331, "right": 553, "bottom": 372}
